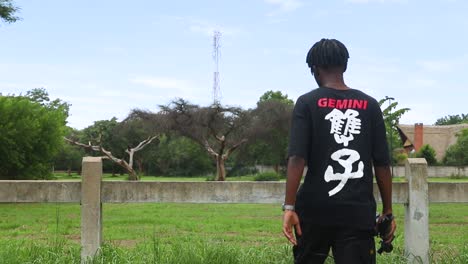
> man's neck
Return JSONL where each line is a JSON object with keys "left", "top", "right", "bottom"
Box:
{"left": 318, "top": 72, "right": 349, "bottom": 90}
{"left": 320, "top": 81, "right": 349, "bottom": 90}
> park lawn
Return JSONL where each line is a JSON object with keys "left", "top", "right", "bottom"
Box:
{"left": 52, "top": 172, "right": 259, "bottom": 182}
{"left": 0, "top": 203, "right": 466, "bottom": 263}
{"left": 52, "top": 172, "right": 468, "bottom": 183}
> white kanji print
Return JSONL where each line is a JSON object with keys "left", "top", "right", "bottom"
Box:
{"left": 325, "top": 109, "right": 361, "bottom": 147}
{"left": 324, "top": 108, "right": 364, "bottom": 196}
{"left": 324, "top": 148, "right": 364, "bottom": 196}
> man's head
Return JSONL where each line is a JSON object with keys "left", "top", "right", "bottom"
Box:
{"left": 306, "top": 39, "right": 349, "bottom": 86}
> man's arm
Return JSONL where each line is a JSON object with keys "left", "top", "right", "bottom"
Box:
{"left": 282, "top": 156, "right": 305, "bottom": 245}
{"left": 283, "top": 96, "right": 310, "bottom": 245}
{"left": 374, "top": 165, "right": 392, "bottom": 215}
{"left": 284, "top": 156, "right": 305, "bottom": 205}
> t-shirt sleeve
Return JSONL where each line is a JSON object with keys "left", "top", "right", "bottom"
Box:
{"left": 371, "top": 100, "right": 391, "bottom": 166}
{"left": 287, "top": 96, "right": 311, "bottom": 161}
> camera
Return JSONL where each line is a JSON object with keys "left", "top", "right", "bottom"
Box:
{"left": 376, "top": 214, "right": 394, "bottom": 254}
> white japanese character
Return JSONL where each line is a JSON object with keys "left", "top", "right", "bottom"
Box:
{"left": 324, "top": 148, "right": 364, "bottom": 196}
{"left": 325, "top": 109, "right": 361, "bottom": 146}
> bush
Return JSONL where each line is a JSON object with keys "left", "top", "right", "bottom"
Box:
{"left": 0, "top": 95, "right": 67, "bottom": 179}
{"left": 416, "top": 144, "right": 437, "bottom": 165}
{"left": 395, "top": 153, "right": 408, "bottom": 165}
{"left": 443, "top": 129, "right": 468, "bottom": 166}
{"left": 254, "top": 172, "right": 281, "bottom": 181}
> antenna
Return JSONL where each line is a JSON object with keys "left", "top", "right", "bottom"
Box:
{"left": 212, "top": 30, "right": 221, "bottom": 104}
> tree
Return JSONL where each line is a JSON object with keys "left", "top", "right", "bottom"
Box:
{"left": 258, "top": 90, "right": 294, "bottom": 105}
{"left": 443, "top": 128, "right": 468, "bottom": 166}
{"left": 0, "top": 91, "right": 67, "bottom": 179}
{"left": 435, "top": 114, "right": 468, "bottom": 125}
{"left": 416, "top": 144, "right": 437, "bottom": 165}
{"left": 53, "top": 127, "right": 85, "bottom": 175}
{"left": 151, "top": 135, "right": 213, "bottom": 176}
{"left": 0, "top": 0, "right": 20, "bottom": 23}
{"left": 378, "top": 97, "right": 410, "bottom": 163}
{"left": 133, "top": 99, "right": 251, "bottom": 181}
{"left": 25, "top": 88, "right": 71, "bottom": 122}
{"left": 241, "top": 91, "right": 293, "bottom": 172}
{"left": 66, "top": 118, "right": 158, "bottom": 181}
{"left": 65, "top": 135, "right": 158, "bottom": 181}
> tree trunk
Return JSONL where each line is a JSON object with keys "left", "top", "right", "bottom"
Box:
{"left": 127, "top": 169, "right": 138, "bottom": 181}
{"left": 216, "top": 157, "right": 226, "bottom": 181}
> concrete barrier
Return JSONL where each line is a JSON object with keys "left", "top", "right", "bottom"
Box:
{"left": 391, "top": 165, "right": 468, "bottom": 177}
{"left": 2, "top": 181, "right": 467, "bottom": 205}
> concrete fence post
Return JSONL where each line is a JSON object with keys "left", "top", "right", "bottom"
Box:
{"left": 404, "top": 158, "right": 429, "bottom": 264}
{"left": 81, "top": 157, "right": 103, "bottom": 263}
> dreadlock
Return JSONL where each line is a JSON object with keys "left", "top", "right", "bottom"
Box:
{"left": 306, "top": 38, "right": 349, "bottom": 73}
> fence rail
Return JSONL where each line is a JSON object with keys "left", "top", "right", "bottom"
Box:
{"left": 1, "top": 181, "right": 467, "bottom": 204}
{"left": 1, "top": 157, "right": 467, "bottom": 263}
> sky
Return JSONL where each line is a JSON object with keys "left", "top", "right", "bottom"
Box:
{"left": 1, "top": 0, "right": 467, "bottom": 129}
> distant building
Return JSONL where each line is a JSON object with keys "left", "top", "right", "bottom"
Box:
{"left": 398, "top": 123, "right": 468, "bottom": 161}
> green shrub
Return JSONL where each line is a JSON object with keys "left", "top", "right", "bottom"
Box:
{"left": 416, "top": 144, "right": 437, "bottom": 165}
{"left": 395, "top": 153, "right": 408, "bottom": 165}
{"left": 205, "top": 175, "right": 216, "bottom": 181}
{"left": 443, "top": 129, "right": 468, "bottom": 166}
{"left": 254, "top": 172, "right": 280, "bottom": 181}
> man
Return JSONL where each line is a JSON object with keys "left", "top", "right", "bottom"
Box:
{"left": 282, "top": 38, "right": 396, "bottom": 264}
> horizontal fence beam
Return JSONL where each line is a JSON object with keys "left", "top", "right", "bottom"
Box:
{"left": 1, "top": 181, "right": 467, "bottom": 204}
{"left": 428, "top": 182, "right": 468, "bottom": 203}
{"left": 0, "top": 181, "right": 80, "bottom": 203}
{"left": 101, "top": 181, "right": 285, "bottom": 203}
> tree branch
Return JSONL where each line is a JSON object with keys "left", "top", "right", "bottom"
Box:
{"left": 222, "top": 138, "right": 248, "bottom": 160}
{"left": 204, "top": 140, "right": 219, "bottom": 158}
{"left": 64, "top": 137, "right": 134, "bottom": 176}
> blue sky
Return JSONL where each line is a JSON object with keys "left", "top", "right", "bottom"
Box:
{"left": 1, "top": 0, "right": 467, "bottom": 129}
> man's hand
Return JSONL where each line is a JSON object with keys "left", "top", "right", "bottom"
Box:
{"left": 377, "top": 214, "right": 396, "bottom": 243}
{"left": 282, "top": 210, "right": 302, "bottom": 245}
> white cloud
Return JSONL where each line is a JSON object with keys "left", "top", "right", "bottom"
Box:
{"left": 264, "top": 0, "right": 302, "bottom": 16}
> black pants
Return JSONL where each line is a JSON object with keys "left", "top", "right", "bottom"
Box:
{"left": 293, "top": 223, "right": 376, "bottom": 264}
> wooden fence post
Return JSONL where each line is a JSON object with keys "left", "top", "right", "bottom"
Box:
{"left": 81, "top": 157, "right": 103, "bottom": 263}
{"left": 405, "top": 158, "right": 429, "bottom": 264}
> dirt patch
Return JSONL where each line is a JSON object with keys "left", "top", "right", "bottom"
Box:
{"left": 67, "top": 213, "right": 79, "bottom": 220}
{"left": 109, "top": 239, "right": 140, "bottom": 248}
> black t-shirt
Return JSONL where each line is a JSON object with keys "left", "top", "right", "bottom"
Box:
{"left": 288, "top": 86, "right": 390, "bottom": 230}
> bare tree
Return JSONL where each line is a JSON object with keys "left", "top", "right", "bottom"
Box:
{"left": 65, "top": 135, "right": 158, "bottom": 181}
{"left": 132, "top": 99, "right": 251, "bottom": 181}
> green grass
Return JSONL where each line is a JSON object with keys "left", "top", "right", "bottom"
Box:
{"left": 52, "top": 172, "right": 468, "bottom": 183}
{"left": 52, "top": 172, "right": 259, "bottom": 182}
{"left": 0, "top": 203, "right": 466, "bottom": 263}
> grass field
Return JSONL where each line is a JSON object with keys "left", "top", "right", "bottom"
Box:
{"left": 52, "top": 172, "right": 468, "bottom": 183}
{"left": 52, "top": 172, "right": 258, "bottom": 182}
{"left": 0, "top": 203, "right": 466, "bottom": 263}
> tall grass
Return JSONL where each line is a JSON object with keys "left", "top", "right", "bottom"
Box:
{"left": 0, "top": 203, "right": 466, "bottom": 263}
{"left": 1, "top": 239, "right": 466, "bottom": 264}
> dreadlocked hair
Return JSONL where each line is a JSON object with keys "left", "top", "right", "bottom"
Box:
{"left": 306, "top": 38, "right": 349, "bottom": 72}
